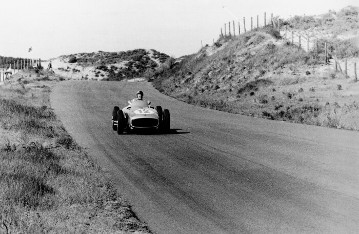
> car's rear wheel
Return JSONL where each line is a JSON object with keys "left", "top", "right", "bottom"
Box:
{"left": 156, "top": 106, "right": 163, "bottom": 129}
{"left": 117, "top": 109, "right": 125, "bottom": 134}
{"left": 112, "top": 106, "right": 119, "bottom": 131}
{"left": 163, "top": 109, "right": 170, "bottom": 132}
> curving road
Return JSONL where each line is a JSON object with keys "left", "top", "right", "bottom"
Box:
{"left": 51, "top": 80, "right": 359, "bottom": 234}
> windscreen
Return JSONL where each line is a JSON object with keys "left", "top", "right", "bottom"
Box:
{"left": 131, "top": 100, "right": 148, "bottom": 108}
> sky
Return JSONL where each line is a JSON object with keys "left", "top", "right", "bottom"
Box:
{"left": 0, "top": 0, "right": 357, "bottom": 59}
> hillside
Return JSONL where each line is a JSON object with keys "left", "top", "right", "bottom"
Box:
{"left": 153, "top": 6, "right": 359, "bottom": 130}
{"left": 45, "top": 49, "right": 170, "bottom": 81}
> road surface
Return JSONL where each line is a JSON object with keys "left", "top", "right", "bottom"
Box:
{"left": 51, "top": 80, "right": 359, "bottom": 234}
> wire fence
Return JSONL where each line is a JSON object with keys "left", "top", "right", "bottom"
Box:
{"left": 280, "top": 28, "right": 358, "bottom": 81}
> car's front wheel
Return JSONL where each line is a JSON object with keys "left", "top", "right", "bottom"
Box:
{"left": 112, "top": 106, "right": 119, "bottom": 131}
{"left": 117, "top": 110, "right": 125, "bottom": 134}
{"left": 156, "top": 106, "right": 163, "bottom": 130}
{"left": 162, "top": 109, "right": 170, "bottom": 133}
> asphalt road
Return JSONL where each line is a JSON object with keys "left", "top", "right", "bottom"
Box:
{"left": 51, "top": 80, "right": 359, "bottom": 234}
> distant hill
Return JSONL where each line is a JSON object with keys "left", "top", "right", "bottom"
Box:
{"left": 48, "top": 49, "right": 170, "bottom": 80}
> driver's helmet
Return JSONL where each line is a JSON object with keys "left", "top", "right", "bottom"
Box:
{"left": 136, "top": 90, "right": 143, "bottom": 96}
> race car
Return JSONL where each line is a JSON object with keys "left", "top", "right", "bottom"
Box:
{"left": 112, "top": 99, "right": 170, "bottom": 134}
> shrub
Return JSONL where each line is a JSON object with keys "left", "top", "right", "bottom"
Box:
{"left": 274, "top": 104, "right": 283, "bottom": 110}
{"left": 258, "top": 94, "right": 268, "bottom": 104}
{"left": 68, "top": 56, "right": 77, "bottom": 63}
{"left": 237, "top": 79, "right": 273, "bottom": 94}
{"left": 264, "top": 27, "right": 282, "bottom": 39}
{"left": 262, "top": 111, "right": 274, "bottom": 119}
{"left": 56, "top": 133, "right": 76, "bottom": 149}
{"left": 287, "top": 92, "right": 294, "bottom": 99}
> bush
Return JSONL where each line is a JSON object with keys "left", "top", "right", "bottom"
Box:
{"left": 56, "top": 133, "right": 76, "bottom": 149}
{"left": 264, "top": 27, "right": 282, "bottom": 39}
{"left": 258, "top": 95, "right": 268, "bottom": 104}
{"left": 68, "top": 56, "right": 77, "bottom": 63}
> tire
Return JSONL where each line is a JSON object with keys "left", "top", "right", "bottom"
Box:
{"left": 117, "top": 109, "right": 125, "bottom": 134}
{"left": 156, "top": 106, "right": 163, "bottom": 129}
{"left": 162, "top": 109, "right": 170, "bottom": 132}
{"left": 112, "top": 106, "right": 119, "bottom": 131}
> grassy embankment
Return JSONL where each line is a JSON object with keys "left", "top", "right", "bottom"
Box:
{"left": 0, "top": 71, "right": 150, "bottom": 233}
{"left": 153, "top": 12, "right": 359, "bottom": 130}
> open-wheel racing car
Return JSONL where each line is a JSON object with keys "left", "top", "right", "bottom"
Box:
{"left": 112, "top": 99, "right": 170, "bottom": 134}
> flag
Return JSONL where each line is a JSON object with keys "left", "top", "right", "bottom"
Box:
{"left": 28, "top": 47, "right": 32, "bottom": 52}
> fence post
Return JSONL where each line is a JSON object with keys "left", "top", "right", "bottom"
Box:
{"left": 291, "top": 31, "right": 294, "bottom": 44}
{"left": 271, "top": 13, "right": 273, "bottom": 27}
{"left": 345, "top": 59, "right": 348, "bottom": 78}
{"left": 233, "top": 20, "right": 235, "bottom": 36}
{"left": 324, "top": 42, "right": 328, "bottom": 63}
{"left": 221, "top": 28, "right": 223, "bottom": 37}
{"left": 264, "top": 12, "right": 266, "bottom": 26}
{"left": 228, "top": 21, "right": 231, "bottom": 36}
{"left": 243, "top": 17, "right": 246, "bottom": 32}
{"left": 299, "top": 35, "right": 301, "bottom": 49}
{"left": 251, "top": 17, "right": 253, "bottom": 30}
{"left": 355, "top": 62, "right": 357, "bottom": 82}
{"left": 335, "top": 60, "right": 338, "bottom": 71}
{"left": 307, "top": 37, "right": 310, "bottom": 51}
{"left": 224, "top": 23, "right": 226, "bottom": 36}
{"left": 257, "top": 15, "right": 259, "bottom": 28}
{"left": 238, "top": 22, "right": 240, "bottom": 35}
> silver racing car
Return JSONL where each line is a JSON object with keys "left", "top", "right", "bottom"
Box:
{"left": 112, "top": 99, "right": 170, "bottom": 134}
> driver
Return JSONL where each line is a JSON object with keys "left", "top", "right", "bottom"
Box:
{"left": 127, "top": 91, "right": 151, "bottom": 107}
{"left": 132, "top": 90, "right": 144, "bottom": 101}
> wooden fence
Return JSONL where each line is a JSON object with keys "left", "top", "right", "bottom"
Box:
{"left": 219, "top": 12, "right": 278, "bottom": 38}
{"left": 0, "top": 58, "right": 42, "bottom": 83}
